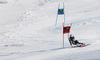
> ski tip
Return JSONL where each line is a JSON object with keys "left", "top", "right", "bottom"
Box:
{"left": 81, "top": 46, "right": 83, "bottom": 47}
{"left": 71, "top": 46, "right": 74, "bottom": 48}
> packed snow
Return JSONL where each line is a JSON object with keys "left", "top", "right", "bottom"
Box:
{"left": 0, "top": 0, "right": 100, "bottom": 60}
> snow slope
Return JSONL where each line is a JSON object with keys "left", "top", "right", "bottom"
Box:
{"left": 0, "top": 0, "right": 100, "bottom": 60}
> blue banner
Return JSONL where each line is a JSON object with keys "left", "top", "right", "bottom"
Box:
{"left": 58, "top": 9, "right": 64, "bottom": 14}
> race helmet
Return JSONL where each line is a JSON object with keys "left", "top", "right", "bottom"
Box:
{"left": 70, "top": 34, "right": 73, "bottom": 37}
{"left": 70, "top": 34, "right": 75, "bottom": 39}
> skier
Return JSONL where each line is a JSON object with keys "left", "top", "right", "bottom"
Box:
{"left": 69, "top": 34, "right": 85, "bottom": 46}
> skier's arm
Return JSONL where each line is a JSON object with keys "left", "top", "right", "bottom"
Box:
{"left": 69, "top": 38, "right": 72, "bottom": 46}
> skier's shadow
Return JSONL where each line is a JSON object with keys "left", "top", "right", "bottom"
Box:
{"left": 35, "top": 47, "right": 70, "bottom": 53}
{"left": 50, "top": 47, "right": 70, "bottom": 51}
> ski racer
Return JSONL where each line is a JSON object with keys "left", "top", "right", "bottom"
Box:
{"left": 69, "top": 34, "right": 85, "bottom": 46}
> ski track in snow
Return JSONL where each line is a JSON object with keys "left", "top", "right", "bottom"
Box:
{"left": 70, "top": 16, "right": 100, "bottom": 26}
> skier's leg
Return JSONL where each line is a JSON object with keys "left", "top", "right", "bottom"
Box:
{"left": 75, "top": 40, "right": 79, "bottom": 45}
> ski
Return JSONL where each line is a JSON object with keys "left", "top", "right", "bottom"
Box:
{"left": 71, "top": 44, "right": 90, "bottom": 48}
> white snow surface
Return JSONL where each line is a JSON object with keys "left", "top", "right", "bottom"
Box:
{"left": 0, "top": 0, "right": 100, "bottom": 60}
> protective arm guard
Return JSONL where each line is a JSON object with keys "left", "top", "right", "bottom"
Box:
{"left": 69, "top": 38, "right": 72, "bottom": 46}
